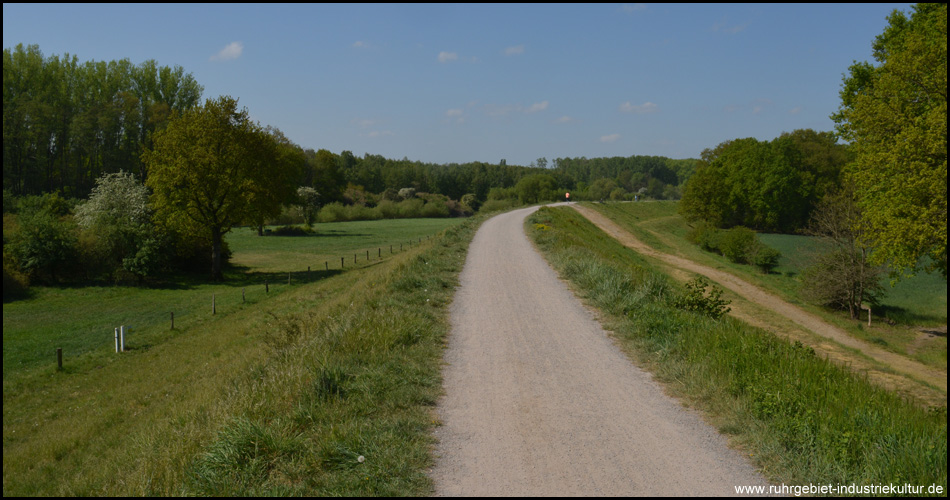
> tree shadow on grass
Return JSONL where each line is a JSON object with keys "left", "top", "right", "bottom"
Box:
{"left": 875, "top": 304, "right": 948, "bottom": 327}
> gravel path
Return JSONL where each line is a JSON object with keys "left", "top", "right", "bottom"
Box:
{"left": 430, "top": 206, "right": 769, "bottom": 496}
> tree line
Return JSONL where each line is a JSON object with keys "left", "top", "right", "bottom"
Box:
{"left": 3, "top": 43, "right": 203, "bottom": 197}
{"left": 678, "top": 3, "right": 945, "bottom": 319}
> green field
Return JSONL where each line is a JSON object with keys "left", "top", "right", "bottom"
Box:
{"left": 758, "top": 232, "right": 948, "bottom": 324}
{"left": 3, "top": 218, "right": 465, "bottom": 381}
{"left": 2, "top": 216, "right": 470, "bottom": 496}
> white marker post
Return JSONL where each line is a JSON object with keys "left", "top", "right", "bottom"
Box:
{"left": 115, "top": 327, "right": 119, "bottom": 353}
{"left": 120, "top": 325, "right": 126, "bottom": 352}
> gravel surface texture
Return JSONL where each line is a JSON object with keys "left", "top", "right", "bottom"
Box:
{"left": 430, "top": 205, "right": 770, "bottom": 496}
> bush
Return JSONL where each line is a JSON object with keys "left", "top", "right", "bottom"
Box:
{"left": 669, "top": 276, "right": 731, "bottom": 319}
{"left": 317, "top": 202, "right": 347, "bottom": 223}
{"left": 269, "top": 225, "right": 313, "bottom": 236}
{"left": 375, "top": 200, "right": 399, "bottom": 219}
{"left": 719, "top": 226, "right": 757, "bottom": 263}
{"left": 397, "top": 198, "right": 425, "bottom": 218}
{"left": 478, "top": 199, "right": 519, "bottom": 214}
{"left": 420, "top": 199, "right": 450, "bottom": 218}
{"left": 3, "top": 250, "right": 30, "bottom": 301}
{"left": 686, "top": 221, "right": 722, "bottom": 253}
{"left": 7, "top": 208, "right": 79, "bottom": 283}
{"left": 752, "top": 245, "right": 782, "bottom": 274}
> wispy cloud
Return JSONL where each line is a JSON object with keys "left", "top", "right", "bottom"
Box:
{"left": 554, "top": 115, "right": 574, "bottom": 124}
{"left": 365, "top": 130, "right": 394, "bottom": 138}
{"left": 752, "top": 98, "right": 772, "bottom": 114}
{"left": 438, "top": 51, "right": 458, "bottom": 63}
{"left": 711, "top": 17, "right": 748, "bottom": 34}
{"left": 353, "top": 41, "right": 369, "bottom": 49}
{"left": 210, "top": 41, "right": 243, "bottom": 61}
{"left": 484, "top": 101, "right": 550, "bottom": 117}
{"left": 352, "top": 118, "right": 378, "bottom": 128}
{"left": 620, "top": 101, "right": 658, "bottom": 114}
{"left": 600, "top": 133, "right": 621, "bottom": 143}
{"left": 621, "top": 4, "right": 646, "bottom": 14}
{"left": 504, "top": 45, "right": 524, "bottom": 56}
{"left": 526, "top": 101, "right": 549, "bottom": 113}
{"left": 446, "top": 109, "right": 463, "bottom": 118}
{"left": 789, "top": 106, "right": 803, "bottom": 115}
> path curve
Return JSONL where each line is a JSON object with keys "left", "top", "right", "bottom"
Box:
{"left": 570, "top": 203, "right": 947, "bottom": 396}
{"left": 430, "top": 206, "right": 769, "bottom": 496}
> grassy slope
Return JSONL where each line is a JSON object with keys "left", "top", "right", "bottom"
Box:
{"left": 2, "top": 217, "right": 472, "bottom": 496}
{"left": 587, "top": 201, "right": 947, "bottom": 370}
{"left": 527, "top": 205, "right": 946, "bottom": 490}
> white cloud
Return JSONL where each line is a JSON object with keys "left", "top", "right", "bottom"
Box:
{"left": 353, "top": 41, "right": 369, "bottom": 48}
{"left": 620, "top": 101, "right": 658, "bottom": 114}
{"left": 446, "top": 108, "right": 463, "bottom": 117}
{"left": 210, "top": 41, "right": 243, "bottom": 61}
{"left": 438, "top": 51, "right": 458, "bottom": 63}
{"left": 711, "top": 18, "right": 748, "bottom": 35}
{"left": 366, "top": 130, "right": 394, "bottom": 138}
{"left": 504, "top": 45, "right": 524, "bottom": 56}
{"left": 789, "top": 106, "right": 803, "bottom": 115}
{"left": 600, "top": 133, "right": 621, "bottom": 143}
{"left": 352, "top": 118, "right": 378, "bottom": 128}
{"left": 526, "top": 101, "right": 549, "bottom": 113}
{"left": 554, "top": 116, "right": 573, "bottom": 124}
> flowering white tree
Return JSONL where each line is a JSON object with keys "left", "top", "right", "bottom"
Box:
{"left": 75, "top": 171, "right": 164, "bottom": 281}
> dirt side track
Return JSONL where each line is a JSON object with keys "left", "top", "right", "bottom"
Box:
{"left": 430, "top": 206, "right": 769, "bottom": 496}
{"left": 569, "top": 203, "right": 947, "bottom": 405}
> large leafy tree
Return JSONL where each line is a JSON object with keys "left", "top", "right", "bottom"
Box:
{"left": 679, "top": 131, "right": 847, "bottom": 233}
{"left": 144, "top": 96, "right": 293, "bottom": 280}
{"left": 832, "top": 3, "right": 947, "bottom": 278}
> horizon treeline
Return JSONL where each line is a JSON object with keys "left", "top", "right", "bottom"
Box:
{"left": 3, "top": 44, "right": 696, "bottom": 208}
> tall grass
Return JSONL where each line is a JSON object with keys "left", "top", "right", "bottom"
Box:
{"left": 528, "top": 206, "right": 947, "bottom": 490}
{"left": 185, "top": 217, "right": 478, "bottom": 495}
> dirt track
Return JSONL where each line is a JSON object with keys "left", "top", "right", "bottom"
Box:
{"left": 430, "top": 206, "right": 769, "bottom": 496}
{"left": 569, "top": 203, "right": 947, "bottom": 402}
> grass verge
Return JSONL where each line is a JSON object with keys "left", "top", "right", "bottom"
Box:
{"left": 2, "top": 216, "right": 480, "bottom": 495}
{"left": 527, "top": 205, "right": 946, "bottom": 491}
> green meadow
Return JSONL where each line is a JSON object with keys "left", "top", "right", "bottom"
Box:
{"left": 2, "top": 216, "right": 469, "bottom": 496}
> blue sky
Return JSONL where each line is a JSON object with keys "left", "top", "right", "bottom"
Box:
{"left": 3, "top": 3, "right": 912, "bottom": 166}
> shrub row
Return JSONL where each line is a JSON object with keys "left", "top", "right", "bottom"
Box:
{"left": 687, "top": 221, "right": 781, "bottom": 273}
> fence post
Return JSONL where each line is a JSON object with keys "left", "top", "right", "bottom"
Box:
{"left": 265, "top": 280, "right": 269, "bottom": 293}
{"left": 57, "top": 348, "right": 63, "bottom": 371}
{"left": 212, "top": 293, "right": 216, "bottom": 315}
{"left": 367, "top": 250, "right": 369, "bottom": 261}
{"left": 170, "top": 311, "right": 174, "bottom": 330}
{"left": 115, "top": 327, "right": 119, "bottom": 352}
{"left": 341, "top": 257, "right": 344, "bottom": 268}
{"left": 325, "top": 261, "right": 329, "bottom": 271}
{"left": 242, "top": 288, "right": 246, "bottom": 303}
{"left": 120, "top": 325, "right": 125, "bottom": 352}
